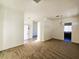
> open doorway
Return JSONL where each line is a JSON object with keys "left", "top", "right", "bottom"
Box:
{"left": 24, "top": 24, "right": 29, "bottom": 43}
{"left": 24, "top": 19, "right": 40, "bottom": 43}
{"left": 64, "top": 23, "right": 72, "bottom": 42}
{"left": 32, "top": 21, "right": 38, "bottom": 40}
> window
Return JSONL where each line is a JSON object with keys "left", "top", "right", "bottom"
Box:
{"left": 64, "top": 23, "right": 72, "bottom": 32}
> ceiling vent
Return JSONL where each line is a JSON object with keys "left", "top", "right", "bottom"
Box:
{"left": 33, "top": 0, "right": 41, "bottom": 3}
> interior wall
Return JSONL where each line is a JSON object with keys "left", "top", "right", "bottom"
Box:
{"left": 35, "top": 18, "right": 64, "bottom": 41}
{"left": 0, "top": 6, "right": 4, "bottom": 51}
{"left": 0, "top": 5, "right": 24, "bottom": 51}
{"left": 36, "top": 18, "right": 54, "bottom": 41}
{"left": 2, "top": 7, "right": 24, "bottom": 50}
{"left": 43, "top": 19, "right": 54, "bottom": 41}
{"left": 51, "top": 15, "right": 79, "bottom": 43}
{"left": 50, "top": 19, "right": 64, "bottom": 40}
{"left": 24, "top": 16, "right": 79, "bottom": 44}
{"left": 37, "top": 20, "right": 44, "bottom": 41}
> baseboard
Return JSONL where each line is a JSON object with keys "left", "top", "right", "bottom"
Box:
{"left": 0, "top": 43, "right": 24, "bottom": 51}
{"left": 50, "top": 37, "right": 79, "bottom": 44}
{"left": 72, "top": 41, "right": 79, "bottom": 45}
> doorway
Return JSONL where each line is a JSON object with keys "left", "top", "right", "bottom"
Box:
{"left": 24, "top": 24, "right": 29, "bottom": 43}
{"left": 32, "top": 21, "right": 38, "bottom": 40}
{"left": 64, "top": 23, "right": 72, "bottom": 42}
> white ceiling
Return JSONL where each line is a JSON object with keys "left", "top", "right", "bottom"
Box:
{"left": 0, "top": 0, "right": 25, "bottom": 11}
{"left": 0, "top": 0, "right": 79, "bottom": 18}
{"left": 24, "top": 0, "right": 79, "bottom": 18}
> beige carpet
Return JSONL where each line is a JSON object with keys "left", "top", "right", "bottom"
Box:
{"left": 0, "top": 39, "right": 79, "bottom": 59}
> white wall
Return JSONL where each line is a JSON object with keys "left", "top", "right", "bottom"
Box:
{"left": 2, "top": 7, "right": 24, "bottom": 50}
{"left": 0, "top": 6, "right": 4, "bottom": 51}
{"left": 24, "top": 17, "right": 63, "bottom": 42}
{"left": 37, "top": 20, "right": 44, "bottom": 41}
{"left": 50, "top": 19, "right": 64, "bottom": 40}
{"left": 39, "top": 16, "right": 79, "bottom": 44}
{"left": 36, "top": 18, "right": 54, "bottom": 41}
{"left": 43, "top": 19, "right": 54, "bottom": 41}
{"left": 0, "top": 4, "right": 24, "bottom": 50}
{"left": 51, "top": 16, "right": 79, "bottom": 43}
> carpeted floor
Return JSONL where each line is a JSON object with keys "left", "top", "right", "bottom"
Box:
{"left": 0, "top": 39, "right": 79, "bottom": 59}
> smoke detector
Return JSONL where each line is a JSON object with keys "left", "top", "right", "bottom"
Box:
{"left": 33, "top": 0, "right": 41, "bottom": 3}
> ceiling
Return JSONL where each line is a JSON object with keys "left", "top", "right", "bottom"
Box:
{"left": 0, "top": 0, "right": 79, "bottom": 19}
{"left": 24, "top": 0, "right": 79, "bottom": 19}
{"left": 0, "top": 0, "right": 25, "bottom": 11}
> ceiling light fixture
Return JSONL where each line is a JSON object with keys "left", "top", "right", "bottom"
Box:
{"left": 33, "top": 0, "right": 41, "bottom": 3}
